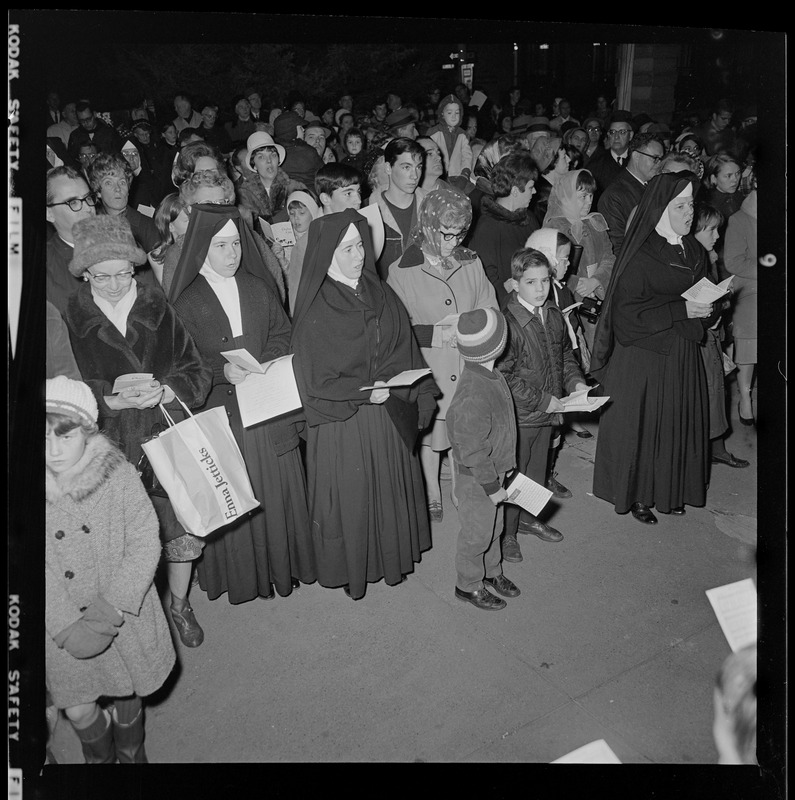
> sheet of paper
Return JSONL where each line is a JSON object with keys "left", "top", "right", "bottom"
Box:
{"left": 705, "top": 578, "right": 757, "bottom": 653}
{"left": 552, "top": 739, "right": 622, "bottom": 764}
{"left": 435, "top": 313, "right": 460, "bottom": 327}
{"left": 235, "top": 354, "right": 302, "bottom": 428}
{"left": 359, "top": 368, "right": 431, "bottom": 391}
{"left": 504, "top": 472, "right": 553, "bottom": 516}
{"left": 136, "top": 204, "right": 155, "bottom": 218}
{"left": 258, "top": 218, "right": 275, "bottom": 244}
{"left": 681, "top": 276, "right": 733, "bottom": 303}
{"left": 561, "top": 302, "right": 582, "bottom": 315}
{"left": 111, "top": 373, "right": 153, "bottom": 393}
{"left": 559, "top": 387, "right": 611, "bottom": 412}
{"left": 469, "top": 89, "right": 488, "bottom": 110}
{"left": 220, "top": 348, "right": 265, "bottom": 374}
{"left": 270, "top": 221, "right": 296, "bottom": 248}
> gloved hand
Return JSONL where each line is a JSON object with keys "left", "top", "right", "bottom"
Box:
{"left": 54, "top": 618, "right": 119, "bottom": 659}
{"left": 82, "top": 595, "right": 124, "bottom": 628}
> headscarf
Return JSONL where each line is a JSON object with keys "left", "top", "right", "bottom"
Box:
{"left": 408, "top": 182, "right": 476, "bottom": 270}
{"left": 168, "top": 203, "right": 281, "bottom": 304}
{"left": 589, "top": 170, "right": 700, "bottom": 381}
{"left": 286, "top": 190, "right": 321, "bottom": 221}
{"left": 544, "top": 169, "right": 609, "bottom": 242}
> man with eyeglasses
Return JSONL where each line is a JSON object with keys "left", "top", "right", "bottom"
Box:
{"left": 597, "top": 132, "right": 665, "bottom": 257}
{"left": 67, "top": 101, "right": 121, "bottom": 162}
{"left": 46, "top": 165, "right": 98, "bottom": 313}
{"left": 586, "top": 112, "right": 634, "bottom": 198}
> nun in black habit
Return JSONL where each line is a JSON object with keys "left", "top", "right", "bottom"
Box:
{"left": 170, "top": 203, "right": 315, "bottom": 603}
{"left": 290, "top": 209, "right": 440, "bottom": 599}
{"left": 589, "top": 171, "right": 719, "bottom": 525}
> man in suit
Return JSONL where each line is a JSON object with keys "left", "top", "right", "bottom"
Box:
{"left": 67, "top": 101, "right": 122, "bottom": 161}
{"left": 586, "top": 111, "right": 634, "bottom": 199}
{"left": 597, "top": 132, "right": 664, "bottom": 257}
{"left": 47, "top": 101, "right": 78, "bottom": 147}
{"left": 46, "top": 90, "right": 61, "bottom": 127}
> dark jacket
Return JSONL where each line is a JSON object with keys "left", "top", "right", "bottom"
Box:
{"left": 468, "top": 195, "right": 539, "bottom": 307}
{"left": 597, "top": 168, "right": 646, "bottom": 258}
{"left": 446, "top": 361, "right": 516, "bottom": 495}
{"left": 64, "top": 280, "right": 212, "bottom": 467}
{"left": 586, "top": 148, "right": 626, "bottom": 198}
{"left": 46, "top": 234, "right": 82, "bottom": 315}
{"left": 498, "top": 293, "right": 585, "bottom": 428}
{"left": 280, "top": 140, "right": 324, "bottom": 188}
{"left": 67, "top": 119, "right": 121, "bottom": 160}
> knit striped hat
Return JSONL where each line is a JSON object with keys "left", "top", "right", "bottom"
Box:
{"left": 46, "top": 376, "right": 99, "bottom": 428}
{"left": 456, "top": 308, "right": 508, "bottom": 363}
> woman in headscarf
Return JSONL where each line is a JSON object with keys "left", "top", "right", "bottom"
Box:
{"left": 387, "top": 183, "right": 497, "bottom": 522}
{"left": 170, "top": 204, "right": 315, "bottom": 603}
{"left": 590, "top": 171, "right": 719, "bottom": 525}
{"left": 543, "top": 168, "right": 616, "bottom": 354}
{"left": 284, "top": 189, "right": 322, "bottom": 315}
{"left": 290, "top": 209, "right": 440, "bottom": 600}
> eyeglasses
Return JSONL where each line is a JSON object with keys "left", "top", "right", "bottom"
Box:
{"left": 607, "top": 129, "right": 631, "bottom": 137}
{"left": 440, "top": 230, "right": 466, "bottom": 242}
{"left": 586, "top": 126, "right": 602, "bottom": 132}
{"left": 46, "top": 193, "right": 97, "bottom": 212}
{"left": 635, "top": 150, "right": 663, "bottom": 164}
{"left": 86, "top": 269, "right": 134, "bottom": 285}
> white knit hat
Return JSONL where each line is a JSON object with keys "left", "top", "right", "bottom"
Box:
{"left": 46, "top": 376, "right": 98, "bottom": 428}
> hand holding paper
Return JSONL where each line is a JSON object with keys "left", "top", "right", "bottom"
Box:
{"left": 559, "top": 387, "right": 610, "bottom": 412}
{"left": 681, "top": 275, "right": 733, "bottom": 303}
{"left": 504, "top": 472, "right": 553, "bottom": 516}
{"left": 359, "top": 368, "right": 431, "bottom": 391}
{"left": 112, "top": 373, "right": 154, "bottom": 394}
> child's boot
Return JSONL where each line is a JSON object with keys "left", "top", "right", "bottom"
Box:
{"left": 112, "top": 696, "right": 148, "bottom": 764}
{"left": 72, "top": 708, "right": 116, "bottom": 764}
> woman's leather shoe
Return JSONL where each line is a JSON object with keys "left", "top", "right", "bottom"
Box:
{"left": 712, "top": 452, "right": 750, "bottom": 468}
{"left": 629, "top": 502, "right": 658, "bottom": 525}
{"left": 484, "top": 574, "right": 521, "bottom": 598}
{"left": 738, "top": 401, "right": 755, "bottom": 426}
{"left": 454, "top": 586, "right": 507, "bottom": 610}
{"left": 670, "top": 506, "right": 686, "bottom": 515}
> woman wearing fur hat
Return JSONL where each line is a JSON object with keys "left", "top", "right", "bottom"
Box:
{"left": 290, "top": 209, "right": 440, "bottom": 600}
{"left": 62, "top": 214, "right": 213, "bottom": 648}
{"left": 46, "top": 376, "right": 176, "bottom": 763}
{"left": 170, "top": 204, "right": 316, "bottom": 604}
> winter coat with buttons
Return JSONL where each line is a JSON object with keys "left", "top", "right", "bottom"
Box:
{"left": 45, "top": 432, "right": 176, "bottom": 708}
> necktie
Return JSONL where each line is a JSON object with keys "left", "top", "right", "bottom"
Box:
{"left": 617, "top": 156, "right": 624, "bottom": 167}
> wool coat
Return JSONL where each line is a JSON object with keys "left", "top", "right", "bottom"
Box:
{"left": 498, "top": 293, "right": 585, "bottom": 428}
{"left": 387, "top": 243, "right": 497, "bottom": 418}
{"left": 723, "top": 197, "right": 758, "bottom": 343}
{"left": 467, "top": 195, "right": 540, "bottom": 307}
{"left": 46, "top": 433, "right": 176, "bottom": 708}
{"left": 64, "top": 280, "right": 212, "bottom": 470}
{"left": 236, "top": 168, "right": 305, "bottom": 228}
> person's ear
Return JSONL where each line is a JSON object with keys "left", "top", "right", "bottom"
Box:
{"left": 627, "top": 130, "right": 634, "bottom": 143}
{"left": 45, "top": 207, "right": 55, "bottom": 225}
{"left": 319, "top": 192, "right": 332, "bottom": 209}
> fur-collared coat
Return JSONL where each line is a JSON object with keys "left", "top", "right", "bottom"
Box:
{"left": 46, "top": 433, "right": 176, "bottom": 708}
{"left": 236, "top": 168, "right": 306, "bottom": 227}
{"left": 64, "top": 280, "right": 212, "bottom": 470}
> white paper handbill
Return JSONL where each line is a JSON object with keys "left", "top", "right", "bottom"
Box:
{"left": 359, "top": 368, "right": 432, "bottom": 391}
{"left": 112, "top": 373, "right": 154, "bottom": 393}
{"left": 552, "top": 739, "right": 622, "bottom": 764}
{"left": 559, "top": 387, "right": 610, "bottom": 412}
{"left": 136, "top": 204, "right": 156, "bottom": 218}
{"left": 269, "top": 221, "right": 296, "bottom": 248}
{"left": 220, "top": 348, "right": 266, "bottom": 373}
{"left": 234, "top": 354, "right": 302, "bottom": 428}
{"left": 705, "top": 578, "right": 757, "bottom": 653}
{"left": 504, "top": 472, "right": 553, "bottom": 516}
{"left": 681, "top": 275, "right": 733, "bottom": 303}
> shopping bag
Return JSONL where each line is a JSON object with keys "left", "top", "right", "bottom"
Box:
{"left": 141, "top": 397, "right": 260, "bottom": 537}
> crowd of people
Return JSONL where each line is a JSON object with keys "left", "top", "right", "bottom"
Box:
{"left": 44, "top": 81, "right": 759, "bottom": 765}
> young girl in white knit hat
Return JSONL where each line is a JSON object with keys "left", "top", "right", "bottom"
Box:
{"left": 45, "top": 375, "right": 176, "bottom": 763}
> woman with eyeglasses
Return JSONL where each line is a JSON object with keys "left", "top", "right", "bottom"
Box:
{"left": 290, "top": 209, "right": 440, "bottom": 600}
{"left": 63, "top": 214, "right": 213, "bottom": 648}
{"left": 169, "top": 203, "right": 315, "bottom": 605}
{"left": 387, "top": 183, "right": 497, "bottom": 522}
{"left": 674, "top": 133, "right": 706, "bottom": 179}
{"left": 581, "top": 117, "right": 605, "bottom": 166}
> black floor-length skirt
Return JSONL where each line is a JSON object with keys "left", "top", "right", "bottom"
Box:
{"left": 305, "top": 403, "right": 432, "bottom": 599}
{"left": 197, "top": 420, "right": 315, "bottom": 604}
{"left": 593, "top": 336, "right": 709, "bottom": 514}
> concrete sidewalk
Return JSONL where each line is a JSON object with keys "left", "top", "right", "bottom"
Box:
{"left": 47, "top": 382, "right": 758, "bottom": 766}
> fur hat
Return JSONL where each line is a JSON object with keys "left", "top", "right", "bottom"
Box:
{"left": 456, "top": 307, "right": 508, "bottom": 363}
{"left": 68, "top": 215, "right": 146, "bottom": 277}
{"left": 46, "top": 376, "right": 99, "bottom": 428}
{"left": 273, "top": 111, "right": 305, "bottom": 144}
{"left": 246, "top": 131, "right": 286, "bottom": 170}
{"left": 529, "top": 136, "right": 563, "bottom": 172}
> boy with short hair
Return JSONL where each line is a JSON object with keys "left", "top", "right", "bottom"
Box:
{"left": 314, "top": 163, "right": 363, "bottom": 214}
{"left": 427, "top": 94, "right": 473, "bottom": 182}
{"left": 497, "top": 248, "right": 588, "bottom": 563}
{"left": 446, "top": 307, "right": 520, "bottom": 611}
